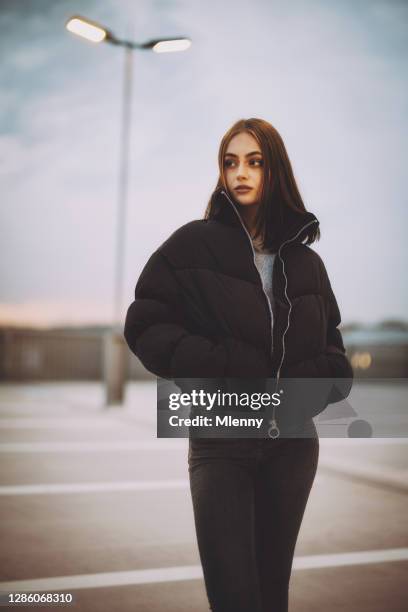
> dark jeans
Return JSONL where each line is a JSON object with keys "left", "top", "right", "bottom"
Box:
{"left": 188, "top": 420, "right": 319, "bottom": 612}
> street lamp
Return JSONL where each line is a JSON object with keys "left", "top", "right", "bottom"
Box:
{"left": 66, "top": 15, "right": 191, "bottom": 52}
{"left": 66, "top": 15, "right": 191, "bottom": 405}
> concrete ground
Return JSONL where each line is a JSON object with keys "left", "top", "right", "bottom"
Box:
{"left": 0, "top": 380, "right": 407, "bottom": 611}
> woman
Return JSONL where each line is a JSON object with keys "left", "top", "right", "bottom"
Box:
{"left": 124, "top": 118, "right": 353, "bottom": 611}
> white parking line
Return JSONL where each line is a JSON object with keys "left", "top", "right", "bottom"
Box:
{"left": 294, "top": 548, "right": 408, "bottom": 569}
{"left": 0, "top": 418, "right": 129, "bottom": 429}
{"left": 0, "top": 476, "right": 325, "bottom": 496}
{"left": 0, "top": 548, "right": 406, "bottom": 592}
{"left": 318, "top": 459, "right": 408, "bottom": 493}
{"left": 0, "top": 441, "right": 187, "bottom": 453}
{"left": 0, "top": 480, "right": 191, "bottom": 495}
{"left": 1, "top": 437, "right": 406, "bottom": 454}
{"left": 319, "top": 438, "right": 408, "bottom": 445}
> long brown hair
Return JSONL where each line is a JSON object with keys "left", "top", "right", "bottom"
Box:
{"left": 204, "top": 118, "right": 320, "bottom": 251}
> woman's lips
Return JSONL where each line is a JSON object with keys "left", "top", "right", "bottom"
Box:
{"left": 235, "top": 187, "right": 253, "bottom": 193}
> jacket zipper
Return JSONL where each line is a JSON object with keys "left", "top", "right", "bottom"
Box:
{"left": 274, "top": 218, "right": 319, "bottom": 381}
{"left": 220, "top": 189, "right": 319, "bottom": 438}
{"left": 269, "top": 218, "right": 319, "bottom": 437}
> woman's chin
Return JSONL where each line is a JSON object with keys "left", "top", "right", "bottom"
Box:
{"left": 235, "top": 197, "right": 258, "bottom": 206}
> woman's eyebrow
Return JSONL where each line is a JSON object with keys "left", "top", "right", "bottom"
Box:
{"left": 224, "top": 151, "right": 262, "bottom": 157}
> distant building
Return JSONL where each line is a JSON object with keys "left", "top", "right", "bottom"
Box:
{"left": 343, "top": 324, "right": 408, "bottom": 378}
{"left": 0, "top": 322, "right": 407, "bottom": 381}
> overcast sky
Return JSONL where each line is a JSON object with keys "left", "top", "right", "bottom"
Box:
{"left": 1, "top": 0, "right": 407, "bottom": 328}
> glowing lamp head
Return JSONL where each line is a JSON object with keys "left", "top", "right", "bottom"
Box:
{"left": 152, "top": 38, "right": 191, "bottom": 53}
{"left": 66, "top": 17, "right": 107, "bottom": 43}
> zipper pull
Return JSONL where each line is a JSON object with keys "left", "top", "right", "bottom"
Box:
{"left": 268, "top": 418, "right": 280, "bottom": 439}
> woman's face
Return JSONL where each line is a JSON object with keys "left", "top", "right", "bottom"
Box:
{"left": 223, "top": 131, "right": 264, "bottom": 206}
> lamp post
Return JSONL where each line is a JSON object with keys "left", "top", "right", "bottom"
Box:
{"left": 66, "top": 15, "right": 191, "bottom": 406}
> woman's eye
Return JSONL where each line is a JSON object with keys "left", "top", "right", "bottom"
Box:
{"left": 224, "top": 159, "right": 263, "bottom": 168}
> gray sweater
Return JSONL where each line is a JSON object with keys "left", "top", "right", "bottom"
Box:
{"left": 252, "top": 240, "right": 276, "bottom": 312}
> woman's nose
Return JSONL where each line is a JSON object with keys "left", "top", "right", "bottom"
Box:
{"left": 237, "top": 163, "right": 248, "bottom": 178}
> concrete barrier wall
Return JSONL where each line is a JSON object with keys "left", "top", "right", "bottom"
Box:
{"left": 0, "top": 328, "right": 407, "bottom": 382}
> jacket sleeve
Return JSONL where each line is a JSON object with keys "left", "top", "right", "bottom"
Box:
{"left": 124, "top": 249, "right": 273, "bottom": 379}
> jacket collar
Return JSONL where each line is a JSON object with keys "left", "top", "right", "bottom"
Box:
{"left": 208, "top": 186, "right": 320, "bottom": 251}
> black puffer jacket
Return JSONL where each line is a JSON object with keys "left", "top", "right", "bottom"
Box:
{"left": 124, "top": 188, "right": 353, "bottom": 410}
